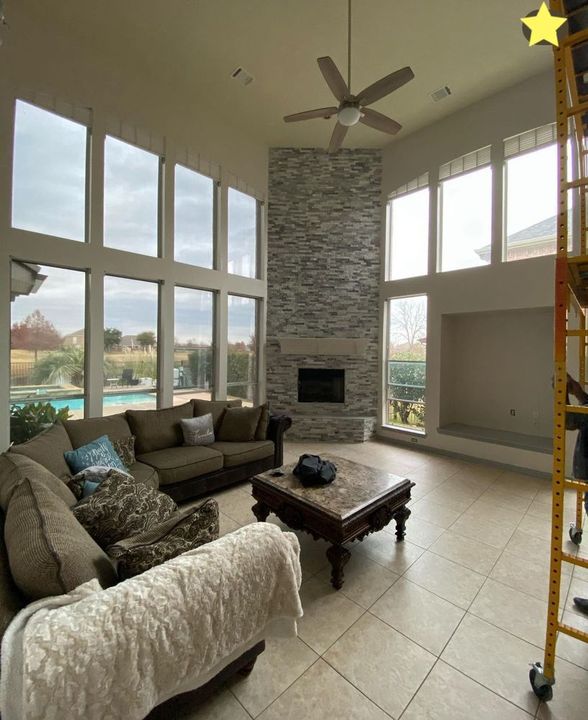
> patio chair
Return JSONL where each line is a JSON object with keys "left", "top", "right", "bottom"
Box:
{"left": 121, "top": 368, "right": 140, "bottom": 386}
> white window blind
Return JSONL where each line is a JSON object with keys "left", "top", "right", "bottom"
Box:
{"left": 176, "top": 148, "right": 221, "bottom": 183}
{"left": 105, "top": 117, "right": 165, "bottom": 157}
{"left": 389, "top": 173, "right": 429, "bottom": 199}
{"left": 439, "top": 146, "right": 491, "bottom": 180}
{"left": 18, "top": 90, "right": 91, "bottom": 126}
{"left": 504, "top": 122, "right": 557, "bottom": 158}
{"left": 226, "top": 172, "right": 264, "bottom": 202}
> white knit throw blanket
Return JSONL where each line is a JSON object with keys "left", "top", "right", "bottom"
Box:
{"left": 0, "top": 523, "right": 302, "bottom": 720}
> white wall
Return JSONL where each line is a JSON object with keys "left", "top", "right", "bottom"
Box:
{"left": 0, "top": 5, "right": 269, "bottom": 449}
{"left": 379, "top": 70, "right": 557, "bottom": 473}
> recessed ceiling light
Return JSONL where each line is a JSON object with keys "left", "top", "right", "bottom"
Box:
{"left": 431, "top": 86, "right": 452, "bottom": 102}
{"left": 231, "top": 67, "right": 254, "bottom": 86}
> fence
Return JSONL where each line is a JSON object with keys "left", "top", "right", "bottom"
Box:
{"left": 10, "top": 362, "right": 36, "bottom": 386}
{"left": 387, "top": 360, "right": 426, "bottom": 429}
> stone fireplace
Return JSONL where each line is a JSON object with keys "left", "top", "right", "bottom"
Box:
{"left": 266, "top": 148, "right": 381, "bottom": 442}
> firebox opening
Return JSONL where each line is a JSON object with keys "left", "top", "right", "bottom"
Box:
{"left": 298, "top": 368, "right": 345, "bottom": 403}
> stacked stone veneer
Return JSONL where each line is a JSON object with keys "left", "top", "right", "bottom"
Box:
{"left": 267, "top": 148, "right": 382, "bottom": 442}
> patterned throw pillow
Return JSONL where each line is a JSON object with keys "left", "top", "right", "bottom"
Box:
{"left": 112, "top": 436, "right": 136, "bottom": 468}
{"left": 107, "top": 498, "right": 219, "bottom": 578}
{"left": 64, "top": 435, "right": 127, "bottom": 475}
{"left": 67, "top": 466, "right": 134, "bottom": 500}
{"left": 72, "top": 472, "right": 177, "bottom": 548}
{"left": 181, "top": 414, "right": 215, "bottom": 446}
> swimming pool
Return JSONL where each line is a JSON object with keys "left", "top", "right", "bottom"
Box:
{"left": 13, "top": 392, "right": 156, "bottom": 411}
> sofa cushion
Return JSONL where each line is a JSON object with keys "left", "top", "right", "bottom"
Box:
{"left": 63, "top": 413, "right": 132, "bottom": 449}
{"left": 128, "top": 460, "right": 159, "bottom": 490}
{"left": 107, "top": 499, "right": 219, "bottom": 579}
{"left": 72, "top": 472, "right": 177, "bottom": 548}
{"left": 64, "top": 435, "right": 128, "bottom": 475}
{"left": 0, "top": 453, "right": 77, "bottom": 511}
{"left": 5, "top": 478, "right": 117, "bottom": 599}
{"left": 255, "top": 402, "right": 270, "bottom": 441}
{"left": 192, "top": 399, "right": 242, "bottom": 433}
{"left": 127, "top": 402, "right": 193, "bottom": 455}
{"left": 217, "top": 406, "right": 263, "bottom": 442}
{"left": 209, "top": 440, "right": 275, "bottom": 468}
{"left": 9, "top": 422, "right": 73, "bottom": 480}
{"left": 137, "top": 446, "right": 223, "bottom": 486}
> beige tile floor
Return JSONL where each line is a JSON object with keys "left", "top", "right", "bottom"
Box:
{"left": 156, "top": 440, "right": 588, "bottom": 720}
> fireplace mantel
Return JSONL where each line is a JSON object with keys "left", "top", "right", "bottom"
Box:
{"left": 277, "top": 337, "right": 368, "bottom": 356}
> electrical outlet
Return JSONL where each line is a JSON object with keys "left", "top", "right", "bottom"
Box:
{"left": 510, "top": 409, "right": 516, "bottom": 416}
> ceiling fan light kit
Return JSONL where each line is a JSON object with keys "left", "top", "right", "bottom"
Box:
{"left": 283, "top": 0, "right": 415, "bottom": 153}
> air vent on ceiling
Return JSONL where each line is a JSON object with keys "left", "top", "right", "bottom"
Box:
{"left": 431, "top": 86, "right": 452, "bottom": 102}
{"left": 231, "top": 67, "right": 254, "bottom": 86}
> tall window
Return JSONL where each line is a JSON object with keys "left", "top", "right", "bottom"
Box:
{"left": 174, "top": 287, "right": 214, "bottom": 403}
{"left": 387, "top": 178, "right": 429, "bottom": 280}
{"left": 103, "top": 276, "right": 159, "bottom": 413}
{"left": 174, "top": 165, "right": 214, "bottom": 268}
{"left": 439, "top": 148, "right": 492, "bottom": 272}
{"left": 12, "top": 101, "right": 87, "bottom": 242}
{"left": 386, "top": 295, "right": 427, "bottom": 432}
{"left": 104, "top": 136, "right": 159, "bottom": 256}
{"left": 228, "top": 188, "right": 257, "bottom": 278}
{"left": 227, "top": 295, "right": 258, "bottom": 405}
{"left": 504, "top": 124, "right": 559, "bottom": 262}
{"left": 10, "top": 263, "right": 86, "bottom": 441}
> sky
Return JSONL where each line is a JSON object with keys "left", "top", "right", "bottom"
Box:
{"left": 10, "top": 101, "right": 258, "bottom": 342}
{"left": 389, "top": 143, "right": 559, "bottom": 279}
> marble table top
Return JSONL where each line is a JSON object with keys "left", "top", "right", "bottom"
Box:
{"left": 254, "top": 455, "right": 410, "bottom": 520}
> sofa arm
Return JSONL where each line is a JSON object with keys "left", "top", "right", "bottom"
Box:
{"left": 267, "top": 414, "right": 292, "bottom": 467}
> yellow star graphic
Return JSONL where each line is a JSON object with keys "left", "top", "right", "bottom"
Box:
{"left": 521, "top": 3, "right": 567, "bottom": 47}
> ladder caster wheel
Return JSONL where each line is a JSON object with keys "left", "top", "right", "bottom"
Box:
{"left": 569, "top": 526, "right": 583, "bottom": 546}
{"left": 529, "top": 663, "right": 554, "bottom": 702}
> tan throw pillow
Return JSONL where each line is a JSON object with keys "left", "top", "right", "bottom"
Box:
{"left": 107, "top": 498, "right": 219, "bottom": 579}
{"left": 217, "top": 405, "right": 263, "bottom": 442}
{"left": 255, "top": 402, "right": 270, "bottom": 440}
{"left": 181, "top": 414, "right": 215, "bottom": 446}
{"left": 9, "top": 422, "right": 73, "bottom": 480}
{"left": 72, "top": 471, "right": 177, "bottom": 548}
{"left": 5, "top": 478, "right": 117, "bottom": 599}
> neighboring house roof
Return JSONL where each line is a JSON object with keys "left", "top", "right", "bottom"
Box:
{"left": 10, "top": 261, "right": 47, "bottom": 301}
{"left": 120, "top": 335, "right": 137, "bottom": 347}
{"left": 475, "top": 211, "right": 572, "bottom": 262}
{"left": 63, "top": 329, "right": 84, "bottom": 339}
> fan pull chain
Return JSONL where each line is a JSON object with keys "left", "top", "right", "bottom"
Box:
{"left": 347, "top": 0, "right": 352, "bottom": 91}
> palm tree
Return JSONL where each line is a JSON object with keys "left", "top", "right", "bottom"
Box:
{"left": 33, "top": 347, "right": 115, "bottom": 387}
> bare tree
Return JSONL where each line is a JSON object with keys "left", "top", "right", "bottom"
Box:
{"left": 389, "top": 299, "right": 426, "bottom": 350}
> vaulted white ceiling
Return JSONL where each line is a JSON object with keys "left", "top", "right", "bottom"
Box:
{"left": 24, "top": 0, "right": 552, "bottom": 148}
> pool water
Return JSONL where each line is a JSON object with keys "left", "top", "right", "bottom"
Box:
{"left": 14, "top": 392, "right": 156, "bottom": 411}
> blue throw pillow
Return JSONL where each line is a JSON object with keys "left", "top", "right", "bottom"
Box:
{"left": 64, "top": 435, "right": 127, "bottom": 475}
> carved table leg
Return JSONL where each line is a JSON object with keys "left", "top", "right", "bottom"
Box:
{"left": 238, "top": 657, "right": 259, "bottom": 676}
{"left": 393, "top": 506, "right": 411, "bottom": 542}
{"left": 252, "top": 501, "right": 270, "bottom": 522}
{"left": 326, "top": 544, "right": 351, "bottom": 590}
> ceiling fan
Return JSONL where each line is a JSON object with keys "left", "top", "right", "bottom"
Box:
{"left": 284, "top": 0, "right": 414, "bottom": 153}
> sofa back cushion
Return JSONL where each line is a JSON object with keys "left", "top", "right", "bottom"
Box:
{"left": 9, "top": 422, "right": 73, "bottom": 480}
{"left": 255, "top": 402, "right": 270, "bottom": 440}
{"left": 0, "top": 511, "right": 26, "bottom": 644}
{"left": 63, "top": 413, "right": 132, "bottom": 449}
{"left": 126, "top": 402, "right": 193, "bottom": 455}
{"left": 192, "top": 399, "right": 242, "bottom": 434}
{"left": 5, "top": 478, "right": 117, "bottom": 599}
{"left": 0, "top": 453, "right": 77, "bottom": 512}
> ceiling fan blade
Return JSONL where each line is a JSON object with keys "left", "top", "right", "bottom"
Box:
{"left": 284, "top": 107, "right": 338, "bottom": 123}
{"left": 360, "top": 108, "right": 402, "bottom": 135}
{"left": 328, "top": 122, "right": 348, "bottom": 154}
{"left": 356, "top": 66, "right": 415, "bottom": 107}
{"left": 317, "top": 56, "right": 349, "bottom": 101}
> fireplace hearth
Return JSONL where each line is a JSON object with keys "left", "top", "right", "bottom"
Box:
{"left": 298, "top": 368, "right": 345, "bottom": 403}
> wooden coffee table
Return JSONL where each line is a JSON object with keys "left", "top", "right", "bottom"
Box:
{"left": 251, "top": 456, "right": 414, "bottom": 590}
